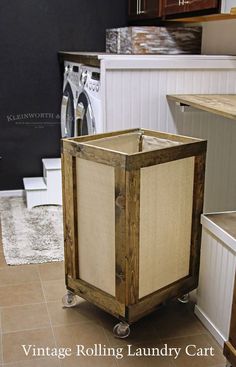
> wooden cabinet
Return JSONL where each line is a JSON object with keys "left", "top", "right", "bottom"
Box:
{"left": 163, "top": 0, "right": 219, "bottom": 16}
{"left": 224, "top": 274, "right": 236, "bottom": 367}
{"left": 128, "top": 0, "right": 220, "bottom": 20}
{"left": 128, "top": 0, "right": 162, "bottom": 19}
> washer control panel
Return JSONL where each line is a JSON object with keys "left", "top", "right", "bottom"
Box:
{"left": 81, "top": 66, "right": 101, "bottom": 97}
{"left": 64, "top": 61, "right": 82, "bottom": 86}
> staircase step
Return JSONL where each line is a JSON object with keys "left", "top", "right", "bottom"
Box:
{"left": 42, "top": 158, "right": 61, "bottom": 170}
{"left": 23, "top": 177, "right": 47, "bottom": 191}
{"left": 23, "top": 157, "right": 62, "bottom": 209}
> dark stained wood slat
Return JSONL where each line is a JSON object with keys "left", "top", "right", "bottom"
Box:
{"left": 68, "top": 277, "right": 125, "bottom": 317}
{"left": 58, "top": 52, "right": 101, "bottom": 67}
{"left": 125, "top": 169, "right": 140, "bottom": 305}
{"left": 61, "top": 153, "right": 79, "bottom": 280}
{"left": 189, "top": 152, "right": 207, "bottom": 278}
{"left": 168, "top": 13, "right": 236, "bottom": 23}
{"left": 115, "top": 166, "right": 127, "bottom": 304}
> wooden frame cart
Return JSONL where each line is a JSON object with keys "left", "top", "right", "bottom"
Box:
{"left": 61, "top": 128, "right": 207, "bottom": 338}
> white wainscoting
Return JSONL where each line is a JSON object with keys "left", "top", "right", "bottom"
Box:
{"left": 104, "top": 67, "right": 236, "bottom": 212}
{"left": 195, "top": 213, "right": 236, "bottom": 346}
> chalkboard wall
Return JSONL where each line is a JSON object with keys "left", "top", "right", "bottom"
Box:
{"left": 0, "top": 0, "right": 127, "bottom": 190}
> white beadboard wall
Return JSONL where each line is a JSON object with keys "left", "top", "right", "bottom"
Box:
{"left": 195, "top": 227, "right": 236, "bottom": 345}
{"left": 105, "top": 68, "right": 236, "bottom": 212}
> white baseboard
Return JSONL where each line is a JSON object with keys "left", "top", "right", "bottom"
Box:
{"left": 0, "top": 190, "right": 24, "bottom": 198}
{"left": 194, "top": 305, "right": 226, "bottom": 347}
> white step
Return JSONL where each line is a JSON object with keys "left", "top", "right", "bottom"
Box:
{"left": 42, "top": 158, "right": 61, "bottom": 171}
{"left": 23, "top": 157, "right": 62, "bottom": 209}
{"left": 23, "top": 177, "right": 47, "bottom": 191}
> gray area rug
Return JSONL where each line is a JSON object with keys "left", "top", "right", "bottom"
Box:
{"left": 0, "top": 196, "right": 64, "bottom": 265}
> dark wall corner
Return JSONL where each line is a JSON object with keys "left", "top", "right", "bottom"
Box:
{"left": 0, "top": 0, "right": 127, "bottom": 190}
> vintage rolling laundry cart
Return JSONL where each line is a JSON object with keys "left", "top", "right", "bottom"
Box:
{"left": 61, "top": 128, "right": 207, "bottom": 338}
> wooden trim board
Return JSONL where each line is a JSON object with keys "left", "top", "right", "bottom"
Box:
{"left": 61, "top": 153, "right": 78, "bottom": 279}
{"left": 115, "top": 166, "right": 127, "bottom": 303}
{"left": 67, "top": 277, "right": 125, "bottom": 317}
{"left": 125, "top": 169, "right": 140, "bottom": 305}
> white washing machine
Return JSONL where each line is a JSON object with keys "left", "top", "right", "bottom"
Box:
{"left": 61, "top": 61, "right": 103, "bottom": 138}
{"left": 76, "top": 65, "right": 103, "bottom": 136}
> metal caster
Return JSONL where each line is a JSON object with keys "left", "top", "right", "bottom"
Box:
{"left": 113, "top": 322, "right": 130, "bottom": 339}
{"left": 62, "top": 291, "right": 77, "bottom": 308}
{"left": 178, "top": 293, "right": 190, "bottom": 304}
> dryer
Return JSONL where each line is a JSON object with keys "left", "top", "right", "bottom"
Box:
{"left": 61, "top": 61, "right": 103, "bottom": 138}
{"left": 61, "top": 61, "right": 82, "bottom": 138}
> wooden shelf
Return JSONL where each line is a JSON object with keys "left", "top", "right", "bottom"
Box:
{"left": 168, "top": 13, "right": 236, "bottom": 23}
{"left": 167, "top": 94, "right": 236, "bottom": 120}
{"left": 206, "top": 212, "right": 236, "bottom": 241}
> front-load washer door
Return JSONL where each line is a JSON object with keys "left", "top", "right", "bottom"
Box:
{"left": 76, "top": 91, "right": 96, "bottom": 136}
{"left": 61, "top": 83, "right": 75, "bottom": 138}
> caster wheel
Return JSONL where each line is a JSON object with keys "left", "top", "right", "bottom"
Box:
{"left": 113, "top": 322, "right": 130, "bottom": 339}
{"left": 178, "top": 293, "right": 189, "bottom": 304}
{"left": 62, "top": 291, "right": 77, "bottom": 308}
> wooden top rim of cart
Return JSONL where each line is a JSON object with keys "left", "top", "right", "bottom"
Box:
{"left": 61, "top": 128, "right": 207, "bottom": 170}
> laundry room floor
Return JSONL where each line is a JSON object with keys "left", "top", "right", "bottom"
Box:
{"left": 0, "top": 224, "right": 226, "bottom": 367}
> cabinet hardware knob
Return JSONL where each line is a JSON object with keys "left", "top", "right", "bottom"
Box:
{"left": 179, "top": 0, "right": 186, "bottom": 5}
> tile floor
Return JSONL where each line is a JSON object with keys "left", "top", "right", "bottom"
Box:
{"left": 0, "top": 233, "right": 226, "bottom": 367}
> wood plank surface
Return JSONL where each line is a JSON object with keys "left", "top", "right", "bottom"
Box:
{"left": 58, "top": 52, "right": 101, "bottom": 67}
{"left": 67, "top": 277, "right": 125, "bottom": 317}
{"left": 115, "top": 167, "right": 127, "bottom": 304}
{"left": 61, "top": 153, "right": 79, "bottom": 280}
{"left": 63, "top": 140, "right": 126, "bottom": 168}
{"left": 125, "top": 169, "right": 140, "bottom": 305}
{"left": 86, "top": 132, "right": 141, "bottom": 154}
{"left": 126, "top": 140, "right": 207, "bottom": 170}
{"left": 168, "top": 13, "right": 236, "bottom": 23}
{"left": 128, "top": 276, "right": 197, "bottom": 322}
{"left": 167, "top": 94, "right": 236, "bottom": 120}
{"left": 189, "top": 153, "right": 207, "bottom": 278}
{"left": 224, "top": 341, "right": 236, "bottom": 367}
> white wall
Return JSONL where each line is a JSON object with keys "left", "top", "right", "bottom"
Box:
{"left": 202, "top": 19, "right": 236, "bottom": 55}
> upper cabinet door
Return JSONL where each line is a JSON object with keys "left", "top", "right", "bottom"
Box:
{"left": 163, "top": 0, "right": 219, "bottom": 16}
{"left": 128, "top": 0, "right": 162, "bottom": 19}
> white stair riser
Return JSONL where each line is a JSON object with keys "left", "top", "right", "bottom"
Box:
{"left": 25, "top": 187, "right": 62, "bottom": 209}
{"left": 24, "top": 158, "right": 62, "bottom": 209}
{"left": 46, "top": 170, "right": 62, "bottom": 191}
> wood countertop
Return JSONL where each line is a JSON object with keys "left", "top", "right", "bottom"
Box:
{"left": 58, "top": 53, "right": 236, "bottom": 70}
{"left": 206, "top": 212, "right": 236, "bottom": 242}
{"left": 167, "top": 94, "right": 236, "bottom": 120}
{"left": 58, "top": 52, "right": 102, "bottom": 67}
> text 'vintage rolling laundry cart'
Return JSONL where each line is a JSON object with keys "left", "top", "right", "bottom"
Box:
{"left": 61, "top": 128, "right": 207, "bottom": 338}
